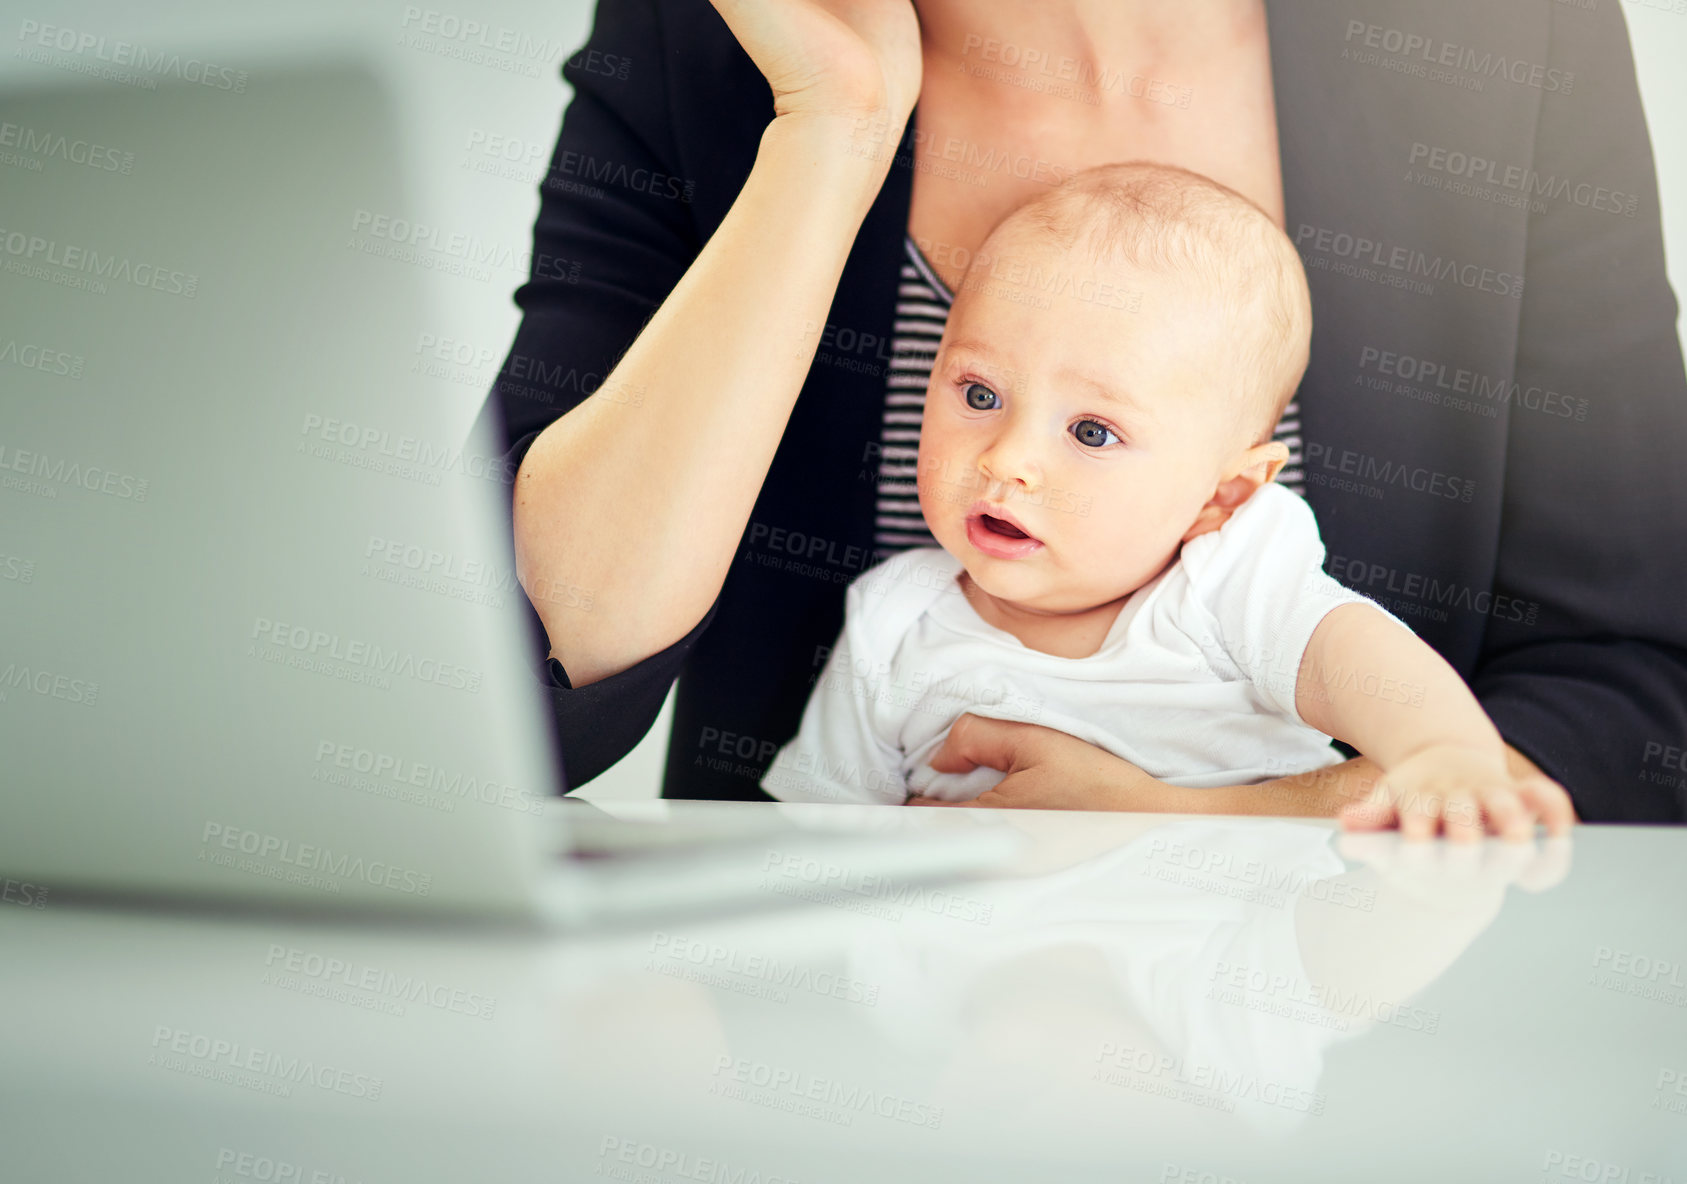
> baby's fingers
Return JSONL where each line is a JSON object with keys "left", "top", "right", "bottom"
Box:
{"left": 1396, "top": 784, "right": 1448, "bottom": 841}
{"left": 1476, "top": 784, "right": 1532, "bottom": 842}
{"left": 1515, "top": 775, "right": 1576, "bottom": 836}
{"left": 1437, "top": 785, "right": 1489, "bottom": 843}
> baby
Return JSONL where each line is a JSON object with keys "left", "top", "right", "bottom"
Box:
{"left": 762, "top": 161, "right": 1538, "bottom": 831}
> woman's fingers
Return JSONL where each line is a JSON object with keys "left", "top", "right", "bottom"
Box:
{"left": 705, "top": 0, "right": 921, "bottom": 122}
{"left": 925, "top": 713, "right": 1028, "bottom": 776}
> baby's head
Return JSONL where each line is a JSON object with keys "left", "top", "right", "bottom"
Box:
{"left": 917, "top": 160, "right": 1312, "bottom": 615}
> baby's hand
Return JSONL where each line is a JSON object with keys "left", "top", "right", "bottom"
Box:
{"left": 1339, "top": 743, "right": 1572, "bottom": 842}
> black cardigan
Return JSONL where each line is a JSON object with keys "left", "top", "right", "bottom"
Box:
{"left": 475, "top": 0, "right": 1687, "bottom": 822}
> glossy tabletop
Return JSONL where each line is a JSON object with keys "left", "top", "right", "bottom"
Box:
{"left": 2, "top": 805, "right": 1683, "bottom": 1183}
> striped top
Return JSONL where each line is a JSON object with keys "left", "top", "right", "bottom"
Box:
{"left": 873, "top": 235, "right": 1305, "bottom": 552}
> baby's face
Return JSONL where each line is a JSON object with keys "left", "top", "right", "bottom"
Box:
{"left": 918, "top": 229, "right": 1246, "bottom": 615}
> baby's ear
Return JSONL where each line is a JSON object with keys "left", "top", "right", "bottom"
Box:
{"left": 1245, "top": 440, "right": 1291, "bottom": 487}
{"left": 1181, "top": 442, "right": 1291, "bottom": 543}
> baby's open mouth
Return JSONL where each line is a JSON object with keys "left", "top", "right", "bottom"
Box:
{"left": 963, "top": 501, "right": 1043, "bottom": 558}
{"left": 978, "top": 514, "right": 1030, "bottom": 540}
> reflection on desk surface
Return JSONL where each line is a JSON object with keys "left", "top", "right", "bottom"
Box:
{"left": 3, "top": 811, "right": 1684, "bottom": 1184}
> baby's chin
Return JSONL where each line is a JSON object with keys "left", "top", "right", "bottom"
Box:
{"left": 961, "top": 557, "right": 1121, "bottom": 616}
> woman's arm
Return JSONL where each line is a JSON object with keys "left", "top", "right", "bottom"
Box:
{"left": 1468, "top": 1, "right": 1687, "bottom": 822}
{"left": 513, "top": 0, "right": 921, "bottom": 690}
{"left": 908, "top": 712, "right": 1574, "bottom": 835}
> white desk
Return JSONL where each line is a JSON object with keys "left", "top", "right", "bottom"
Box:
{"left": 2, "top": 809, "right": 1683, "bottom": 1183}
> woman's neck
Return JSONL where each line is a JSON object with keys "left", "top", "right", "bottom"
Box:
{"left": 914, "top": 0, "right": 1267, "bottom": 73}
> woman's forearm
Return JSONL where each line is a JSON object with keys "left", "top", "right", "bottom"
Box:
{"left": 1197, "top": 756, "right": 1384, "bottom": 818}
{"left": 513, "top": 112, "right": 895, "bottom": 687}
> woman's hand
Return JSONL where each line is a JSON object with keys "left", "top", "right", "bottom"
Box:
{"left": 905, "top": 713, "right": 1192, "bottom": 811}
{"left": 707, "top": 0, "right": 923, "bottom": 124}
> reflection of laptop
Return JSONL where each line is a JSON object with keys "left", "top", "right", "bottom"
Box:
{"left": 0, "top": 63, "right": 1019, "bottom": 925}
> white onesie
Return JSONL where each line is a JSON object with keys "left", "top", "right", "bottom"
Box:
{"left": 761, "top": 483, "right": 1412, "bottom": 804}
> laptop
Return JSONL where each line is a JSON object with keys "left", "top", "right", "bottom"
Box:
{"left": 0, "top": 60, "right": 1020, "bottom": 926}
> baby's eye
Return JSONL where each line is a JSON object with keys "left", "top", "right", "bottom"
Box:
{"left": 1071, "top": 419, "right": 1120, "bottom": 449}
{"left": 963, "top": 382, "right": 1000, "bottom": 411}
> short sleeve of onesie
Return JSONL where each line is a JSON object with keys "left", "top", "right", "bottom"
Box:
{"left": 1180, "top": 484, "right": 1414, "bottom": 725}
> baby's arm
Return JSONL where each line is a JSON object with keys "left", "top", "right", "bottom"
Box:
{"left": 1294, "top": 603, "right": 1562, "bottom": 838}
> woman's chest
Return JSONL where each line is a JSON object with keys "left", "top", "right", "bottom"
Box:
{"left": 906, "top": 55, "right": 1286, "bottom": 294}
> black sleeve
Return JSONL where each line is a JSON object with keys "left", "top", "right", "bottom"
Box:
{"left": 1473, "top": 1, "right": 1687, "bottom": 822}
{"left": 472, "top": 0, "right": 712, "bottom": 790}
